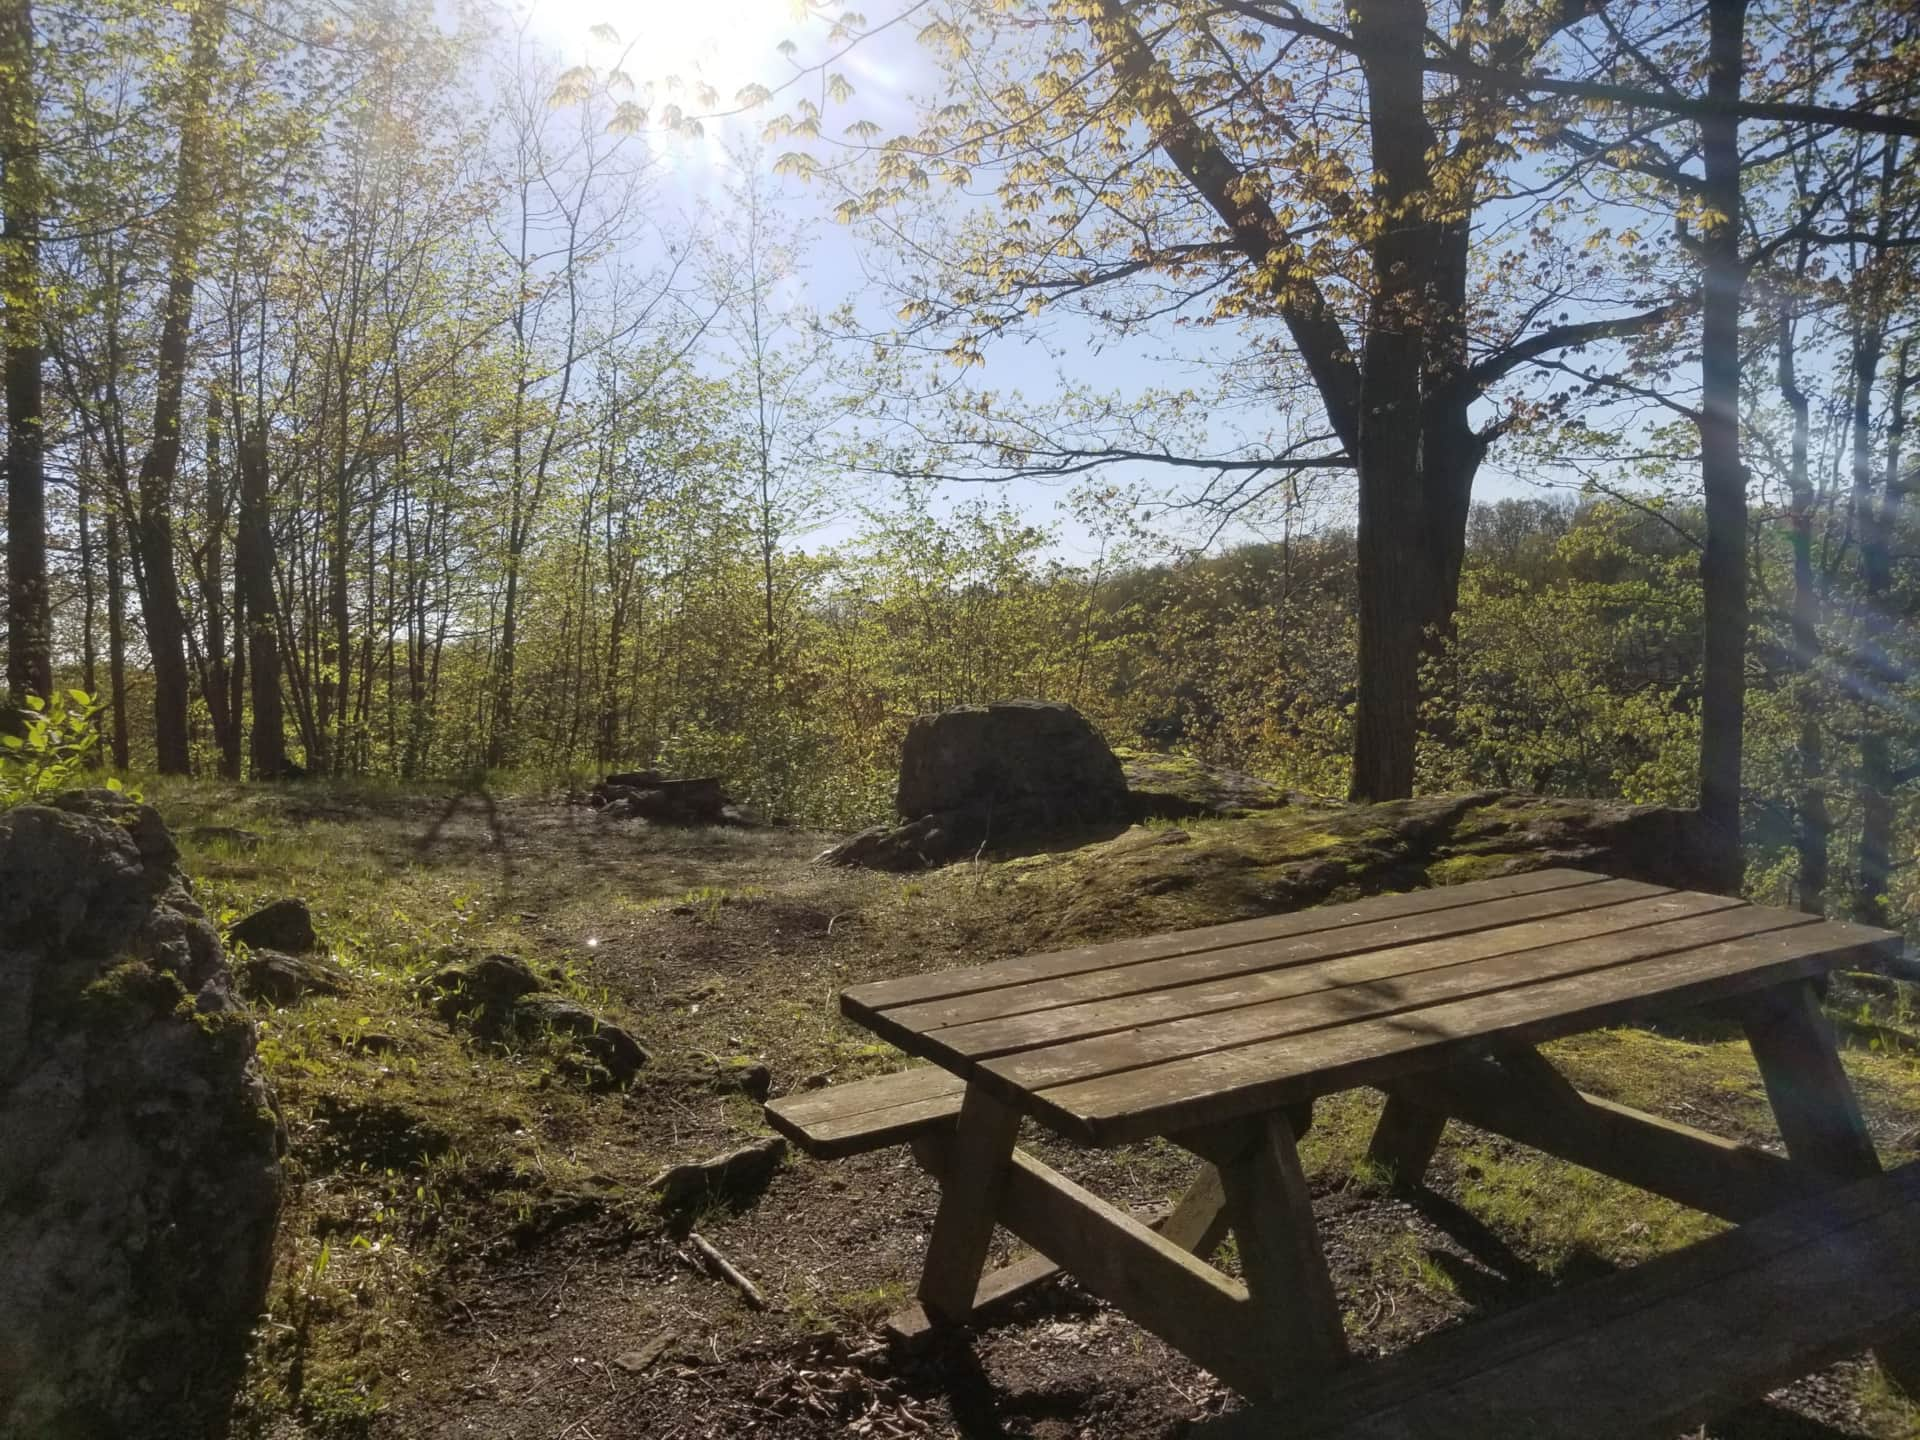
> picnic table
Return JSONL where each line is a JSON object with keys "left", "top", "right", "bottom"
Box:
{"left": 767, "top": 867, "right": 1920, "bottom": 1437}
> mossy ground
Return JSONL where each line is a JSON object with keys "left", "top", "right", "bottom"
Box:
{"left": 132, "top": 776, "right": 1920, "bottom": 1439}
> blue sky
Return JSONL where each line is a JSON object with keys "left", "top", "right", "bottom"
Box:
{"left": 520, "top": 0, "right": 1633, "bottom": 560}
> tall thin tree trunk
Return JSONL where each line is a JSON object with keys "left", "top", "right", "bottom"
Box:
{"left": 135, "top": 0, "right": 227, "bottom": 774}
{"left": 2, "top": 0, "right": 50, "bottom": 709}
{"left": 1856, "top": 340, "right": 1908, "bottom": 925}
{"left": 236, "top": 417, "right": 286, "bottom": 779}
{"left": 105, "top": 509, "right": 130, "bottom": 768}
{"left": 1695, "top": 0, "right": 1750, "bottom": 890}
{"left": 202, "top": 389, "right": 240, "bottom": 776}
{"left": 78, "top": 458, "right": 98, "bottom": 697}
{"left": 1778, "top": 307, "right": 1827, "bottom": 912}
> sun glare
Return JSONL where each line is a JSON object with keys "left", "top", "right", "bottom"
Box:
{"left": 528, "top": 0, "right": 800, "bottom": 93}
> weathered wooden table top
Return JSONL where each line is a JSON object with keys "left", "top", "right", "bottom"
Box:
{"left": 842, "top": 868, "right": 1901, "bottom": 1146}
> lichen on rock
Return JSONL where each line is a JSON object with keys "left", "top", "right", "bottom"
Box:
{"left": 0, "top": 789, "right": 283, "bottom": 1440}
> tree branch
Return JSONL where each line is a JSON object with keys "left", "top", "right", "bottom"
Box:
{"left": 1423, "top": 55, "right": 1920, "bottom": 140}
{"left": 1471, "top": 302, "right": 1683, "bottom": 388}
{"left": 1087, "top": 0, "right": 1362, "bottom": 452}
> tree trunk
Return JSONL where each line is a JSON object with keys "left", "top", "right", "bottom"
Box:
{"left": 1778, "top": 307, "right": 1827, "bottom": 913}
{"left": 105, "top": 508, "right": 130, "bottom": 768}
{"left": 1694, "top": 0, "right": 1750, "bottom": 891}
{"left": 1349, "top": 0, "right": 1454, "bottom": 802}
{"left": 236, "top": 417, "right": 287, "bottom": 779}
{"left": 1855, "top": 339, "right": 1907, "bottom": 925}
{"left": 134, "top": 0, "right": 226, "bottom": 774}
{"left": 78, "top": 458, "right": 98, "bottom": 697}
{"left": 201, "top": 390, "right": 240, "bottom": 777}
{"left": 2, "top": 0, "right": 51, "bottom": 708}
{"left": 488, "top": 559, "right": 518, "bottom": 771}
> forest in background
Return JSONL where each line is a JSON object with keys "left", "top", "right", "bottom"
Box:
{"left": 0, "top": 0, "right": 1916, "bottom": 933}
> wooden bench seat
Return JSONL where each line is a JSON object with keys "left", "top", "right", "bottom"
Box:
{"left": 765, "top": 1067, "right": 966, "bottom": 1158}
{"left": 1198, "top": 1160, "right": 1920, "bottom": 1439}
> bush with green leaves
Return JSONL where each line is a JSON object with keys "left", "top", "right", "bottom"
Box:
{"left": 0, "top": 690, "right": 126, "bottom": 810}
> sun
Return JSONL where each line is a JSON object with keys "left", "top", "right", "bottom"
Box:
{"left": 527, "top": 0, "right": 804, "bottom": 93}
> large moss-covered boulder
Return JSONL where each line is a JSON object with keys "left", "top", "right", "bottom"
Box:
{"left": 0, "top": 791, "right": 283, "bottom": 1440}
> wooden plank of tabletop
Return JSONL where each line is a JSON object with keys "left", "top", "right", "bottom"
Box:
{"left": 979, "top": 900, "right": 1798, "bottom": 1094}
{"left": 859, "top": 877, "right": 1671, "bottom": 1047}
{"left": 840, "top": 867, "right": 1608, "bottom": 1015}
{"left": 931, "top": 890, "right": 1745, "bottom": 1064}
{"left": 1021, "top": 916, "right": 1900, "bottom": 1146}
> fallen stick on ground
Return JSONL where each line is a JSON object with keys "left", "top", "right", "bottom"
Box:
{"left": 687, "top": 1231, "right": 768, "bottom": 1310}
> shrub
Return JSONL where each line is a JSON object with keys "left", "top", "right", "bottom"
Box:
{"left": 0, "top": 690, "right": 119, "bottom": 810}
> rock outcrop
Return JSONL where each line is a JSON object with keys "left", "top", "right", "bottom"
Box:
{"left": 1017, "top": 791, "right": 1720, "bottom": 946}
{"left": 228, "top": 896, "right": 318, "bottom": 953}
{"left": 821, "top": 707, "right": 1715, "bottom": 884}
{"left": 236, "top": 948, "right": 351, "bottom": 1005}
{"left": 0, "top": 791, "right": 283, "bottom": 1440}
{"left": 823, "top": 700, "right": 1132, "bottom": 869}
{"left": 425, "top": 954, "right": 649, "bottom": 1088}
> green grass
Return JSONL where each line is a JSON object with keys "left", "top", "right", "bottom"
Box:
{"left": 96, "top": 776, "right": 1920, "bottom": 1437}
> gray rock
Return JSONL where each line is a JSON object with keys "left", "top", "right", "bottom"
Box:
{"left": 237, "top": 949, "right": 350, "bottom": 1006}
{"left": 648, "top": 1136, "right": 786, "bottom": 1209}
{"left": 713, "top": 1058, "right": 772, "bottom": 1102}
{"left": 595, "top": 774, "right": 733, "bottom": 825}
{"left": 426, "top": 956, "right": 647, "bottom": 1089}
{"left": 424, "top": 953, "right": 544, "bottom": 1023}
{"left": 895, "top": 700, "right": 1130, "bottom": 828}
{"left": 818, "top": 808, "right": 991, "bottom": 871}
{"left": 512, "top": 994, "right": 650, "bottom": 1087}
{"left": 227, "top": 896, "right": 317, "bottom": 954}
{"left": 822, "top": 701, "right": 1131, "bottom": 869}
{"left": 612, "top": 1332, "right": 674, "bottom": 1373}
{"left": 668, "top": 1054, "right": 773, "bottom": 1100}
{"left": 604, "top": 768, "right": 663, "bottom": 790}
{"left": 0, "top": 796, "right": 282, "bottom": 1440}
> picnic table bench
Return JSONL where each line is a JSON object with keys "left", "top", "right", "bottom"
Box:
{"left": 766, "top": 867, "right": 1919, "bottom": 1437}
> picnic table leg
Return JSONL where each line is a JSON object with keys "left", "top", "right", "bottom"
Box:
{"left": 1159, "top": 1161, "right": 1233, "bottom": 1259}
{"left": 1190, "top": 1111, "right": 1348, "bottom": 1395}
{"left": 891, "top": 1143, "right": 1232, "bottom": 1339}
{"left": 915, "top": 1080, "right": 1022, "bottom": 1324}
{"left": 1366, "top": 1093, "right": 1447, "bottom": 1188}
{"left": 1741, "top": 980, "right": 1881, "bottom": 1181}
{"left": 1740, "top": 978, "right": 1920, "bottom": 1393}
